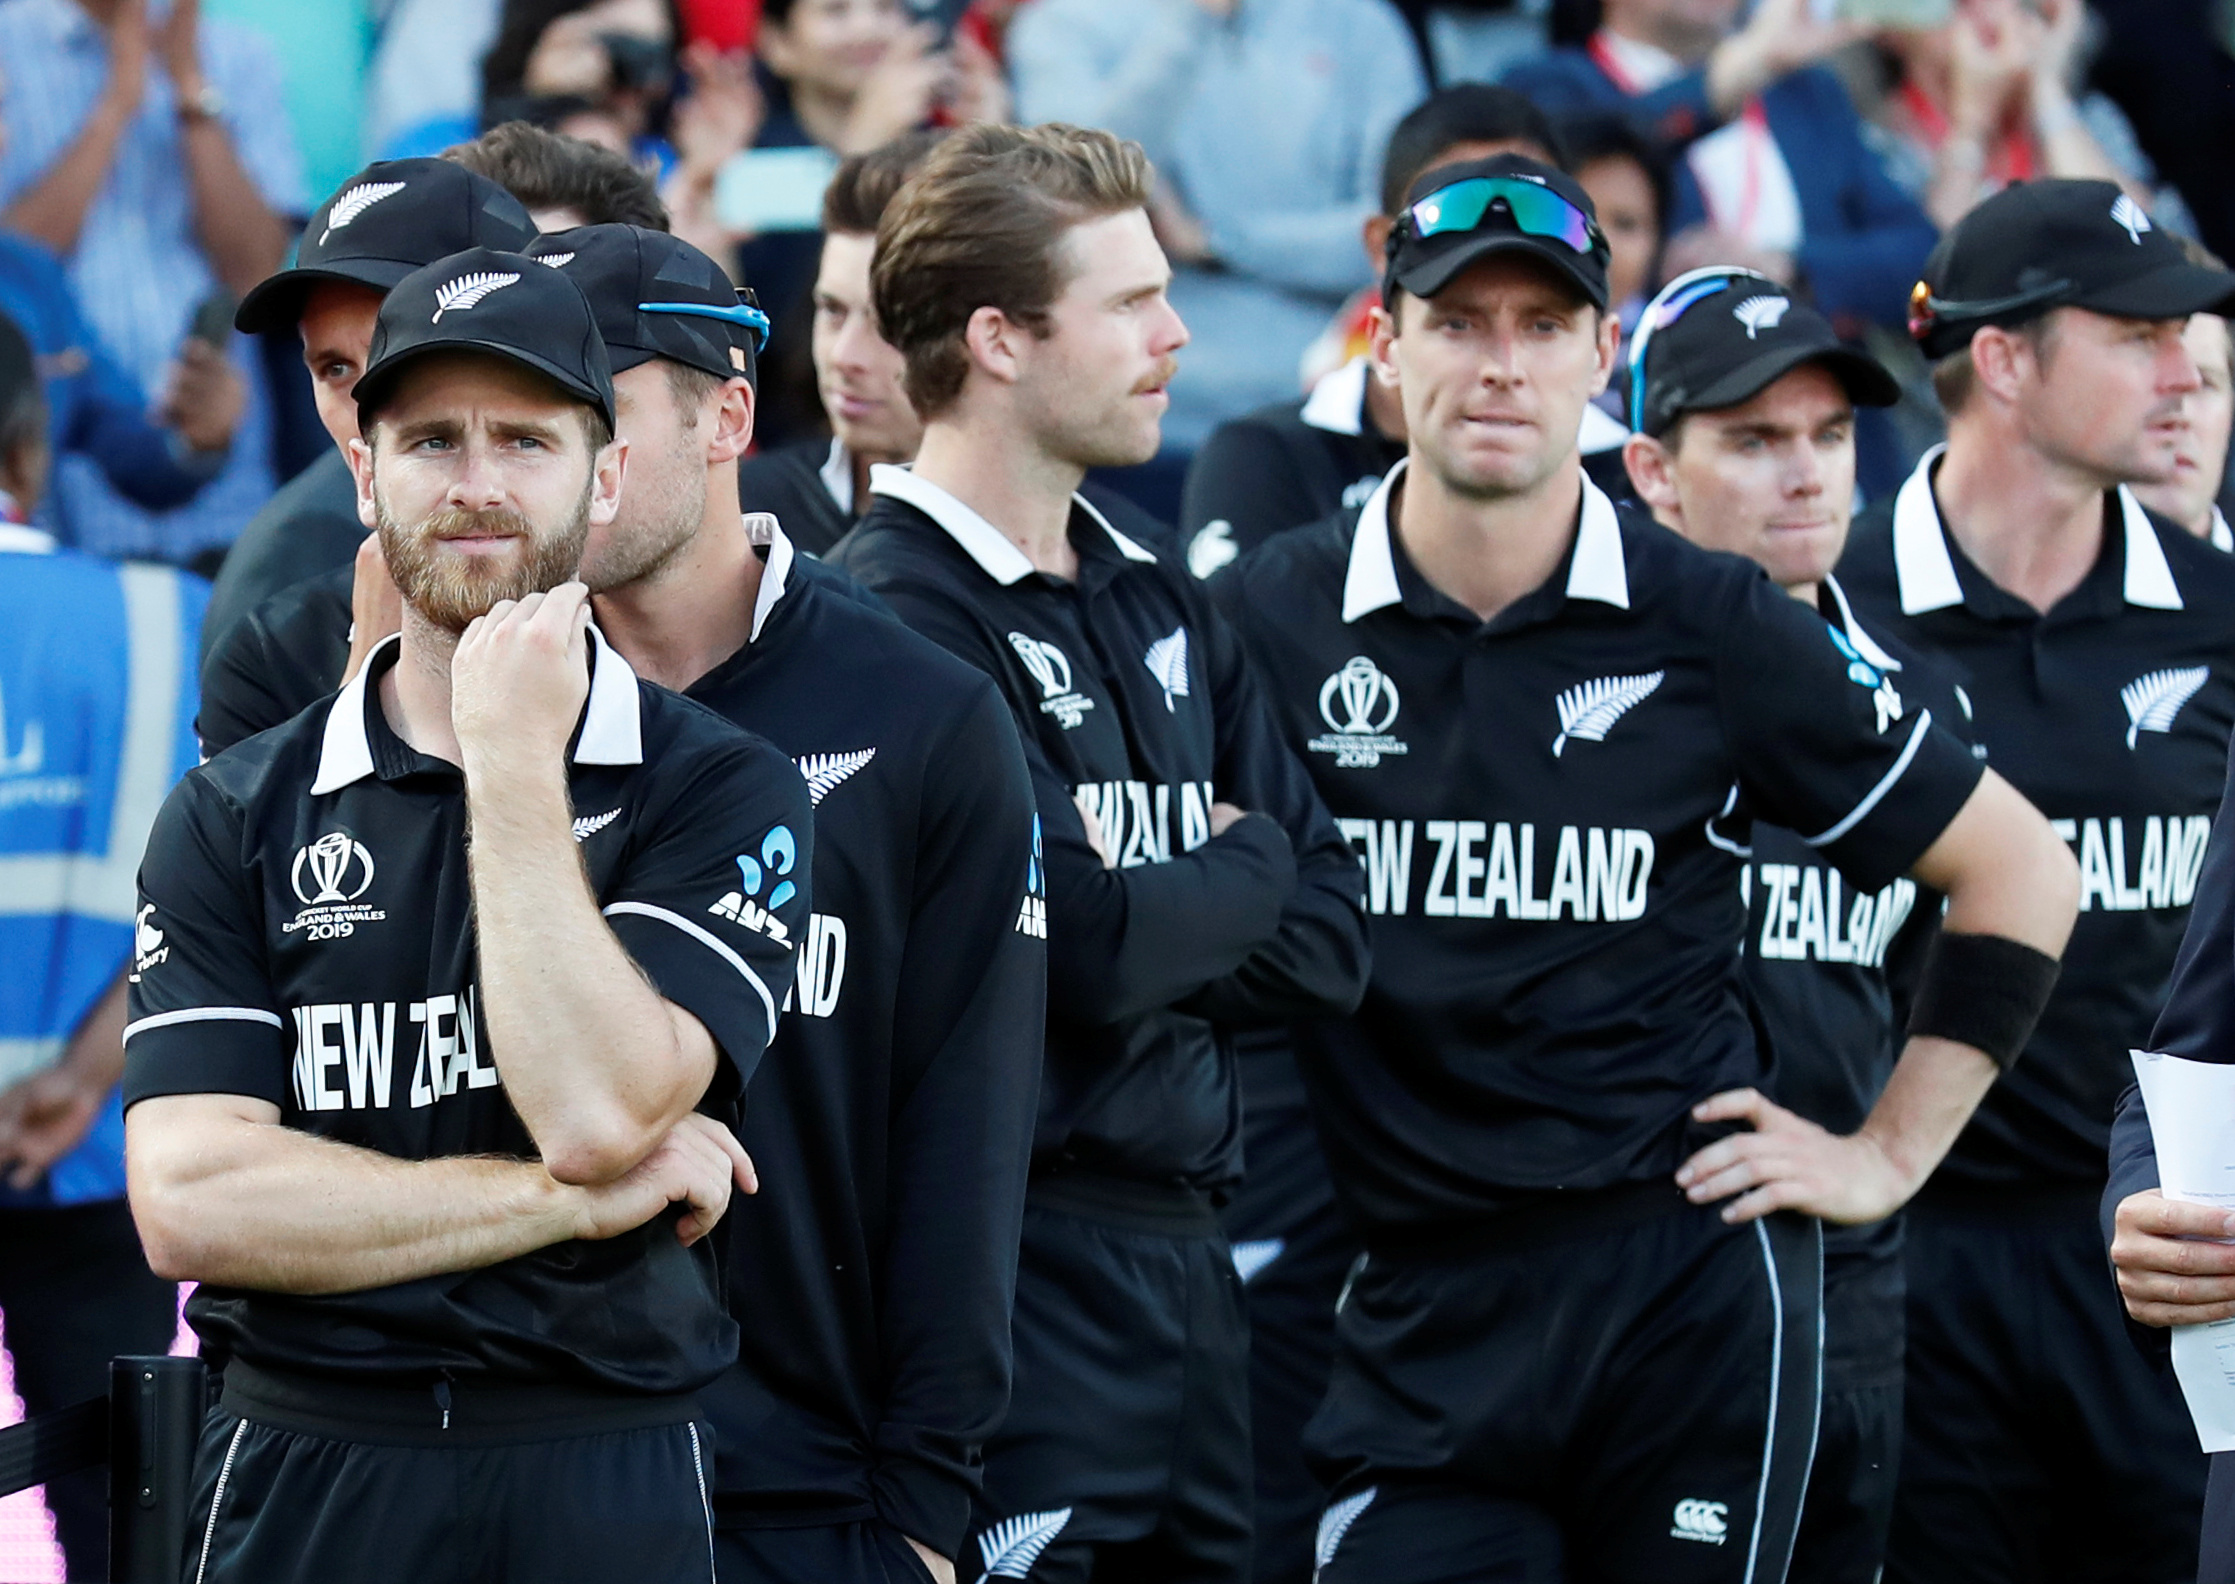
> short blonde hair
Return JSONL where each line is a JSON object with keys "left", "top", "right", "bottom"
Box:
{"left": 872, "top": 122, "right": 1154, "bottom": 418}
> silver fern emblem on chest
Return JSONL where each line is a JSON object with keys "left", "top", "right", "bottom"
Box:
{"left": 431, "top": 271, "right": 520, "bottom": 321}
{"left": 1553, "top": 670, "right": 1665, "bottom": 756}
{"left": 1145, "top": 627, "right": 1190, "bottom": 711}
{"left": 320, "top": 180, "right": 405, "bottom": 244}
{"left": 2122, "top": 666, "right": 2210, "bottom": 747}
{"left": 795, "top": 748, "right": 876, "bottom": 805}
{"left": 1316, "top": 1486, "right": 1379, "bottom": 1570}
{"left": 976, "top": 1507, "right": 1073, "bottom": 1580}
{"left": 570, "top": 807, "right": 621, "bottom": 842}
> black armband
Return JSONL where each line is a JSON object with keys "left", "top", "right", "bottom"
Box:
{"left": 1906, "top": 931, "right": 2061, "bottom": 1072}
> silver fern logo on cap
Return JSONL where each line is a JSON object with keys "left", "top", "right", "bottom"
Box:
{"left": 431, "top": 271, "right": 521, "bottom": 322}
{"left": 2112, "top": 193, "right": 2152, "bottom": 244}
{"left": 1733, "top": 295, "right": 1790, "bottom": 338}
{"left": 320, "top": 180, "right": 405, "bottom": 245}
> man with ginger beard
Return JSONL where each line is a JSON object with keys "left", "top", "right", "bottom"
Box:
{"left": 121, "top": 248, "right": 812, "bottom": 1584}
{"left": 199, "top": 157, "right": 537, "bottom": 674}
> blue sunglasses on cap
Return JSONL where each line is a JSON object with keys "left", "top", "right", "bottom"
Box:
{"left": 1624, "top": 266, "right": 1784, "bottom": 428}
{"left": 638, "top": 296, "right": 772, "bottom": 353}
{"left": 1402, "top": 175, "right": 1610, "bottom": 263}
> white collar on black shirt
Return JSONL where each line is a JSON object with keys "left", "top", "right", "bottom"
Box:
{"left": 743, "top": 511, "right": 795, "bottom": 642}
{"left": 867, "top": 463, "right": 1159, "bottom": 585}
{"left": 2212, "top": 506, "right": 2231, "bottom": 554}
{"left": 310, "top": 623, "right": 645, "bottom": 794}
{"left": 818, "top": 438, "right": 853, "bottom": 515}
{"left": 1301, "top": 357, "right": 1370, "bottom": 437}
{"left": 1891, "top": 444, "right": 2185, "bottom": 614}
{"left": 1342, "top": 459, "right": 1631, "bottom": 622}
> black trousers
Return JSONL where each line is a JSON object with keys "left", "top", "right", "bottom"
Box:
{"left": 715, "top": 1521, "right": 939, "bottom": 1584}
{"left": 1222, "top": 1079, "right": 1360, "bottom": 1584}
{"left": 183, "top": 1361, "right": 718, "bottom": 1584}
{"left": 1887, "top": 1189, "right": 2205, "bottom": 1584}
{"left": 0, "top": 1199, "right": 179, "bottom": 1583}
{"left": 1789, "top": 1236, "right": 1903, "bottom": 1584}
{"left": 1310, "top": 1191, "right": 1823, "bottom": 1584}
{"left": 973, "top": 1181, "right": 1253, "bottom": 1584}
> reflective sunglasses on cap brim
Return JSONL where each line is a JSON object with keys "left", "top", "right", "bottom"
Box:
{"left": 1625, "top": 266, "right": 1783, "bottom": 430}
{"left": 1405, "top": 177, "right": 1609, "bottom": 263}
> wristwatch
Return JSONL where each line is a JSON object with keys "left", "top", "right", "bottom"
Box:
{"left": 177, "top": 81, "right": 226, "bottom": 123}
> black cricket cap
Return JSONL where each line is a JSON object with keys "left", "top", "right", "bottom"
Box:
{"left": 1384, "top": 153, "right": 1611, "bottom": 312}
{"left": 1633, "top": 270, "right": 1899, "bottom": 438}
{"left": 529, "top": 225, "right": 768, "bottom": 387}
{"left": 1910, "top": 178, "right": 2235, "bottom": 360}
{"left": 354, "top": 248, "right": 615, "bottom": 433}
{"left": 236, "top": 159, "right": 538, "bottom": 335}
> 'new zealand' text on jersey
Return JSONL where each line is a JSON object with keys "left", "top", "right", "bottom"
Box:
{"left": 832, "top": 468, "right": 1369, "bottom": 1192}
{"left": 1838, "top": 451, "right": 2235, "bottom": 1189}
{"left": 1214, "top": 464, "right": 1984, "bottom": 1232}
{"left": 122, "top": 630, "right": 813, "bottom": 1392}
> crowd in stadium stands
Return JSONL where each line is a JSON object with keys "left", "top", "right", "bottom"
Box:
{"left": 8, "top": 1, "right": 2235, "bottom": 1582}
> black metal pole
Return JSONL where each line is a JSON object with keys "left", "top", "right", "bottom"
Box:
{"left": 106, "top": 1356, "right": 207, "bottom": 1584}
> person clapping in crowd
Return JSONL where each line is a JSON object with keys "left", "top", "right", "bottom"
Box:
{"left": 1857, "top": 0, "right": 2184, "bottom": 233}
{"left": 0, "top": 0, "right": 303, "bottom": 570}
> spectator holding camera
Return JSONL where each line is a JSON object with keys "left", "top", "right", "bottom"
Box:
{"left": 0, "top": 0, "right": 304, "bottom": 568}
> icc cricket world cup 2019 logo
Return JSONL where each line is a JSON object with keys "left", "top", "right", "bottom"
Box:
{"left": 293, "top": 831, "right": 376, "bottom": 906}
{"left": 1310, "top": 656, "right": 1408, "bottom": 769}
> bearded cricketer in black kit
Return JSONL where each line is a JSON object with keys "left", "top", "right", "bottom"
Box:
{"left": 121, "top": 251, "right": 812, "bottom": 1584}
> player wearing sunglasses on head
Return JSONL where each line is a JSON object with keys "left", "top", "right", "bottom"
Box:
{"left": 1211, "top": 153, "right": 2077, "bottom": 1583}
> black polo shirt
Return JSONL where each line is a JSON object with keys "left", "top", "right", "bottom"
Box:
{"left": 677, "top": 520, "right": 1045, "bottom": 1559}
{"left": 1213, "top": 462, "right": 1984, "bottom": 1234}
{"left": 1837, "top": 450, "right": 2235, "bottom": 1192}
{"left": 1741, "top": 576, "right": 1983, "bottom": 1356}
{"left": 1179, "top": 357, "right": 1636, "bottom": 581}
{"left": 122, "top": 629, "right": 814, "bottom": 1393}
{"left": 831, "top": 466, "right": 1370, "bottom": 1195}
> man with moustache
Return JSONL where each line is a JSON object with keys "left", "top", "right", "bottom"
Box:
{"left": 737, "top": 130, "right": 1171, "bottom": 561}
{"left": 1212, "top": 154, "right": 2076, "bottom": 1581}
{"left": 521, "top": 220, "right": 1044, "bottom": 1584}
{"left": 835, "top": 123, "right": 1371, "bottom": 1583}
{"left": 120, "top": 250, "right": 810, "bottom": 1583}
{"left": 200, "top": 157, "right": 537, "bottom": 668}
{"left": 1835, "top": 179, "right": 2235, "bottom": 1584}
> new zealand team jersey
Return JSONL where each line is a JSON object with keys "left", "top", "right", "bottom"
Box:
{"left": 1838, "top": 452, "right": 2235, "bottom": 1191}
{"left": 122, "top": 630, "right": 813, "bottom": 1393}
{"left": 832, "top": 468, "right": 1370, "bottom": 1193}
{"left": 1215, "top": 463, "right": 1983, "bottom": 1233}
{"left": 674, "top": 521, "right": 1045, "bottom": 1561}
